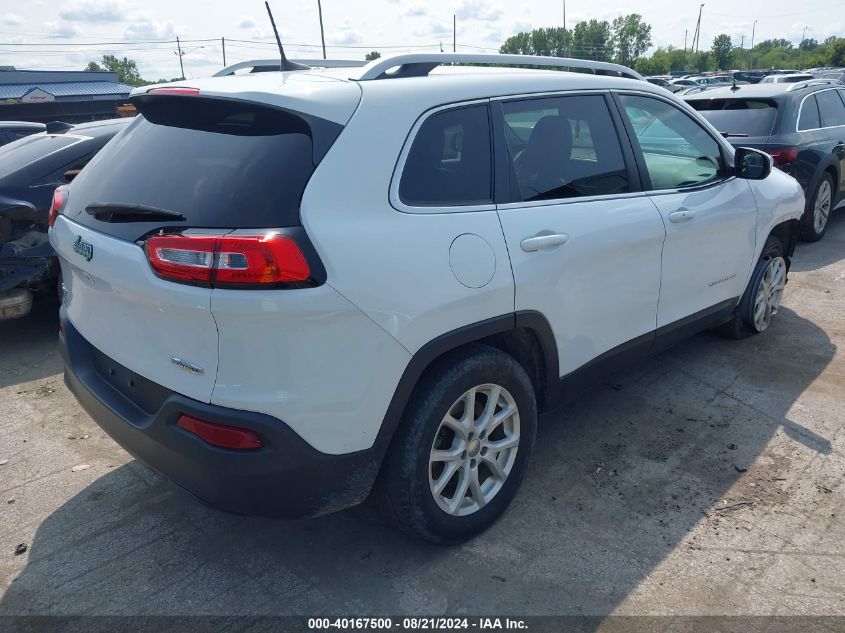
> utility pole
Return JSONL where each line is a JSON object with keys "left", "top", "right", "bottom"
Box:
{"left": 317, "top": 0, "right": 327, "bottom": 60}
{"left": 693, "top": 3, "right": 704, "bottom": 54}
{"left": 222, "top": 37, "right": 226, "bottom": 67}
{"left": 176, "top": 35, "right": 185, "bottom": 80}
{"left": 453, "top": 14, "right": 456, "bottom": 52}
{"left": 563, "top": 0, "right": 568, "bottom": 55}
{"left": 799, "top": 25, "right": 807, "bottom": 69}
{"left": 750, "top": 20, "right": 757, "bottom": 70}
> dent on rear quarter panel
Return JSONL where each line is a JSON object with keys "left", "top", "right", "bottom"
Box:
{"left": 209, "top": 284, "right": 411, "bottom": 455}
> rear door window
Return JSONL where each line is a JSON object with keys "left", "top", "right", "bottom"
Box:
{"left": 798, "top": 95, "right": 821, "bottom": 130}
{"left": 688, "top": 99, "right": 779, "bottom": 137}
{"left": 398, "top": 104, "right": 492, "bottom": 207}
{"left": 501, "top": 94, "right": 630, "bottom": 202}
{"left": 816, "top": 90, "right": 845, "bottom": 128}
{"left": 67, "top": 98, "right": 333, "bottom": 241}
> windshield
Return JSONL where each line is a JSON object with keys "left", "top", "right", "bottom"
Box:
{"left": 687, "top": 99, "right": 778, "bottom": 137}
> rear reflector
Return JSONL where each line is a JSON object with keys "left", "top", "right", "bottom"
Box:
{"left": 146, "top": 232, "right": 311, "bottom": 287}
{"left": 765, "top": 147, "right": 798, "bottom": 166}
{"left": 148, "top": 87, "right": 200, "bottom": 96}
{"left": 176, "top": 414, "right": 263, "bottom": 450}
{"left": 49, "top": 185, "right": 68, "bottom": 228}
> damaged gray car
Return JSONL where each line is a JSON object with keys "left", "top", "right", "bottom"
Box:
{"left": 0, "top": 118, "right": 130, "bottom": 320}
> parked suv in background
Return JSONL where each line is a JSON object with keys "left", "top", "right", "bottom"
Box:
{"left": 50, "top": 53, "right": 804, "bottom": 544}
{"left": 685, "top": 79, "right": 845, "bottom": 241}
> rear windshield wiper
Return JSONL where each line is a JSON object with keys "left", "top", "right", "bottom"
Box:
{"left": 85, "top": 202, "right": 185, "bottom": 222}
{"left": 720, "top": 132, "right": 749, "bottom": 138}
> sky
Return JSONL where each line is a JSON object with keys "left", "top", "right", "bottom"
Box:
{"left": 0, "top": 0, "right": 842, "bottom": 80}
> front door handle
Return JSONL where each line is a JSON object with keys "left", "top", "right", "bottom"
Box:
{"left": 668, "top": 209, "right": 696, "bottom": 223}
{"left": 520, "top": 233, "right": 570, "bottom": 252}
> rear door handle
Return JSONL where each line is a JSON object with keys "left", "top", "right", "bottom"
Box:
{"left": 520, "top": 233, "right": 570, "bottom": 252}
{"left": 668, "top": 209, "right": 696, "bottom": 223}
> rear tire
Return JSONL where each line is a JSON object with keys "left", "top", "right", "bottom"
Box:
{"left": 715, "top": 235, "right": 786, "bottom": 339}
{"left": 801, "top": 173, "right": 834, "bottom": 242}
{"left": 374, "top": 344, "right": 537, "bottom": 545}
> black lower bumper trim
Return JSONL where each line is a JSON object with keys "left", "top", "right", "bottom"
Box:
{"left": 59, "top": 309, "right": 380, "bottom": 519}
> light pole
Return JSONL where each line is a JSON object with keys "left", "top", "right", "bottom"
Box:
{"left": 750, "top": 20, "right": 757, "bottom": 70}
{"left": 317, "top": 0, "right": 326, "bottom": 60}
{"left": 799, "top": 26, "right": 807, "bottom": 69}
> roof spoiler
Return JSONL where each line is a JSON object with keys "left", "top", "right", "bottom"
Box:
{"left": 350, "top": 53, "right": 644, "bottom": 81}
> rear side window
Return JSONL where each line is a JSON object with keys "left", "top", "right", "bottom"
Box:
{"left": 501, "top": 94, "right": 629, "bottom": 202}
{"left": 816, "top": 90, "right": 845, "bottom": 128}
{"left": 689, "top": 99, "right": 778, "bottom": 137}
{"left": 68, "top": 97, "right": 334, "bottom": 241}
{"left": 798, "top": 95, "right": 821, "bottom": 130}
{"left": 398, "top": 105, "right": 492, "bottom": 207}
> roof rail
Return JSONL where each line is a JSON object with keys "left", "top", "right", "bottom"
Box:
{"left": 786, "top": 78, "right": 840, "bottom": 91}
{"left": 213, "top": 58, "right": 366, "bottom": 77}
{"left": 351, "top": 53, "right": 643, "bottom": 81}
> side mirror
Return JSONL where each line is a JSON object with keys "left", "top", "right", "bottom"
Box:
{"left": 735, "top": 147, "right": 772, "bottom": 180}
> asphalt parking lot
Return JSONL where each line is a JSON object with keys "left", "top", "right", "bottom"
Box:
{"left": 1, "top": 213, "right": 844, "bottom": 621}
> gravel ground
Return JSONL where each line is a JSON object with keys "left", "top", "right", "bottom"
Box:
{"left": 0, "top": 214, "right": 843, "bottom": 620}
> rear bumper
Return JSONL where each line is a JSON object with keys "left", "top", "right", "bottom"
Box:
{"left": 59, "top": 309, "right": 381, "bottom": 518}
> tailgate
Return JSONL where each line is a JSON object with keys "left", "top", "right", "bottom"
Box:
{"left": 51, "top": 215, "right": 218, "bottom": 402}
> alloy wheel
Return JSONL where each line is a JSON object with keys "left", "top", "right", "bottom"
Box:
{"left": 752, "top": 256, "right": 787, "bottom": 332}
{"left": 814, "top": 179, "right": 832, "bottom": 235}
{"left": 428, "top": 384, "right": 520, "bottom": 517}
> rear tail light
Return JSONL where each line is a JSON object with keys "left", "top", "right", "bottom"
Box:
{"left": 145, "top": 232, "right": 311, "bottom": 287}
{"left": 49, "top": 185, "right": 68, "bottom": 228}
{"left": 765, "top": 147, "right": 798, "bottom": 166}
{"left": 176, "top": 414, "right": 263, "bottom": 450}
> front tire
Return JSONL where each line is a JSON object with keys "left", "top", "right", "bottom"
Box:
{"left": 374, "top": 344, "right": 537, "bottom": 545}
{"left": 715, "top": 235, "right": 786, "bottom": 339}
{"left": 801, "top": 173, "right": 834, "bottom": 242}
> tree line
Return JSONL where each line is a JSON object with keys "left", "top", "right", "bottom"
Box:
{"left": 499, "top": 15, "right": 845, "bottom": 74}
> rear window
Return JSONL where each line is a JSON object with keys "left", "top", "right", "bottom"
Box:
{"left": 398, "top": 104, "right": 492, "bottom": 207}
{"left": 0, "top": 134, "right": 81, "bottom": 179}
{"left": 67, "top": 97, "right": 335, "bottom": 240}
{"left": 688, "top": 99, "right": 778, "bottom": 137}
{"left": 799, "top": 95, "right": 821, "bottom": 130}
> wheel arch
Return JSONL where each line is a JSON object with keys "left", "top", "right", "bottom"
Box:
{"left": 769, "top": 218, "right": 800, "bottom": 264}
{"left": 370, "top": 312, "right": 560, "bottom": 465}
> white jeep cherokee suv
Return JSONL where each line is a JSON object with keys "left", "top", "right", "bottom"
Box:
{"left": 49, "top": 54, "right": 804, "bottom": 544}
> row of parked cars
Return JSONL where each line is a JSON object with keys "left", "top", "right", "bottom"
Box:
{"left": 0, "top": 53, "right": 840, "bottom": 543}
{"left": 648, "top": 68, "right": 845, "bottom": 94}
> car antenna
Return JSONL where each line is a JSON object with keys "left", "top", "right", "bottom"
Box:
{"left": 264, "top": 1, "right": 308, "bottom": 71}
{"left": 731, "top": 78, "right": 739, "bottom": 91}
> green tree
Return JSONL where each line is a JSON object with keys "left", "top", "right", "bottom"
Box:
{"left": 799, "top": 38, "right": 818, "bottom": 52}
{"left": 84, "top": 55, "right": 146, "bottom": 86}
{"left": 570, "top": 20, "right": 612, "bottom": 61}
{"left": 828, "top": 38, "right": 845, "bottom": 66}
{"left": 610, "top": 14, "right": 652, "bottom": 66}
{"left": 500, "top": 27, "right": 571, "bottom": 57}
{"left": 711, "top": 34, "right": 733, "bottom": 70}
{"left": 365, "top": 51, "right": 381, "bottom": 61}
